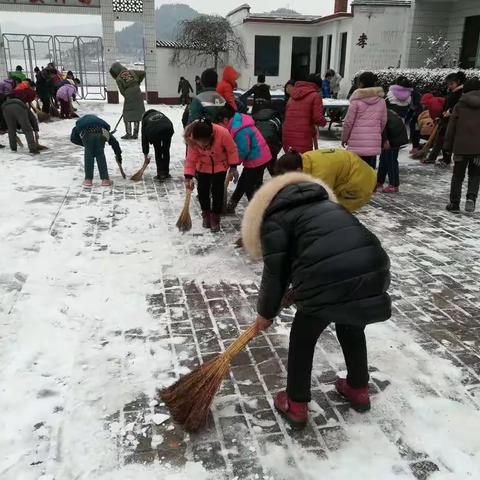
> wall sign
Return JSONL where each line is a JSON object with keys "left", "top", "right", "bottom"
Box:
{"left": 0, "top": 0, "right": 100, "bottom": 7}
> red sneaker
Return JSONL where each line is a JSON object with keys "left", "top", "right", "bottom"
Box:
{"left": 335, "top": 378, "right": 370, "bottom": 412}
{"left": 382, "top": 185, "right": 398, "bottom": 193}
{"left": 274, "top": 391, "right": 307, "bottom": 430}
{"left": 202, "top": 211, "right": 211, "bottom": 229}
{"left": 374, "top": 182, "right": 383, "bottom": 192}
{"left": 83, "top": 179, "right": 93, "bottom": 187}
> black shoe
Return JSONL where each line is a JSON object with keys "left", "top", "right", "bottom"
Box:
{"left": 0, "top": 144, "right": 5, "bottom": 149}
{"left": 131, "top": 134, "right": 138, "bottom": 140}
{"left": 446, "top": 203, "right": 460, "bottom": 213}
{"left": 465, "top": 199, "right": 476, "bottom": 213}
{"left": 121, "top": 133, "right": 132, "bottom": 140}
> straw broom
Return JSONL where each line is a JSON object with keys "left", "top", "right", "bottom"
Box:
{"left": 160, "top": 323, "right": 258, "bottom": 432}
{"left": 414, "top": 124, "right": 439, "bottom": 161}
{"left": 131, "top": 157, "right": 150, "bottom": 182}
{"left": 221, "top": 174, "right": 232, "bottom": 214}
{"left": 176, "top": 189, "right": 193, "bottom": 232}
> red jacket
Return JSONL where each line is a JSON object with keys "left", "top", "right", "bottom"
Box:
{"left": 10, "top": 87, "right": 36, "bottom": 104}
{"left": 282, "top": 81, "right": 326, "bottom": 153}
{"left": 184, "top": 123, "right": 239, "bottom": 177}
{"left": 216, "top": 66, "right": 239, "bottom": 111}
{"left": 421, "top": 93, "right": 445, "bottom": 121}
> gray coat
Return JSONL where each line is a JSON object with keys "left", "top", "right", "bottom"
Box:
{"left": 1, "top": 98, "right": 39, "bottom": 151}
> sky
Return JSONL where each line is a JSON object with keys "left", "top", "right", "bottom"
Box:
{"left": 0, "top": 0, "right": 352, "bottom": 34}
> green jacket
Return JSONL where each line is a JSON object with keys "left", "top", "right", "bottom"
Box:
{"left": 109, "top": 62, "right": 145, "bottom": 96}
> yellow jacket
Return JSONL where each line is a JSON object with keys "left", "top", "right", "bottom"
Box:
{"left": 302, "top": 148, "right": 376, "bottom": 212}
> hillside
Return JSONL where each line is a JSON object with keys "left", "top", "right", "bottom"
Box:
{"left": 115, "top": 3, "right": 199, "bottom": 56}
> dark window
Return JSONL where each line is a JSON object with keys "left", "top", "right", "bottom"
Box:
{"left": 326, "top": 35, "right": 333, "bottom": 69}
{"left": 254, "top": 35, "right": 280, "bottom": 76}
{"left": 316, "top": 36, "right": 324, "bottom": 73}
{"left": 291, "top": 37, "right": 312, "bottom": 81}
{"left": 339, "top": 32, "right": 348, "bottom": 77}
{"left": 460, "top": 16, "right": 480, "bottom": 69}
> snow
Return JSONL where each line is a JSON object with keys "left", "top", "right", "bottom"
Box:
{"left": 1, "top": 101, "right": 479, "bottom": 479}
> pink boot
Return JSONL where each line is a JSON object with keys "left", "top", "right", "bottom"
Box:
{"left": 335, "top": 378, "right": 370, "bottom": 412}
{"left": 83, "top": 179, "right": 93, "bottom": 187}
{"left": 101, "top": 179, "right": 113, "bottom": 187}
{"left": 274, "top": 391, "right": 307, "bottom": 429}
{"left": 382, "top": 185, "right": 398, "bottom": 193}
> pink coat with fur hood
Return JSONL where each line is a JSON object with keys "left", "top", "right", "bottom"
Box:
{"left": 341, "top": 87, "right": 387, "bottom": 157}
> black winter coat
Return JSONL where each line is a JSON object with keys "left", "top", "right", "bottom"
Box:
{"left": 253, "top": 108, "right": 282, "bottom": 154}
{"left": 141, "top": 109, "right": 174, "bottom": 155}
{"left": 241, "top": 173, "right": 391, "bottom": 325}
{"left": 383, "top": 109, "right": 408, "bottom": 149}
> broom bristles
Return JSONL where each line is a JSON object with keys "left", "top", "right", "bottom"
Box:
{"left": 131, "top": 161, "right": 148, "bottom": 182}
{"left": 176, "top": 190, "right": 192, "bottom": 232}
{"left": 160, "top": 323, "right": 258, "bottom": 432}
{"left": 221, "top": 175, "right": 232, "bottom": 214}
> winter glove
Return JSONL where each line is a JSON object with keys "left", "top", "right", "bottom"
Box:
{"left": 184, "top": 177, "right": 194, "bottom": 191}
{"left": 229, "top": 167, "right": 239, "bottom": 184}
{"left": 116, "top": 155, "right": 122, "bottom": 164}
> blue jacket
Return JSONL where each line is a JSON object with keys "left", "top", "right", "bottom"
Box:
{"left": 70, "top": 115, "right": 122, "bottom": 158}
{"left": 322, "top": 79, "right": 331, "bottom": 99}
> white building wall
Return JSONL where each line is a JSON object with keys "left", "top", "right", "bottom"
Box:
{"left": 447, "top": 0, "right": 480, "bottom": 62}
{"left": 350, "top": 4, "right": 411, "bottom": 74}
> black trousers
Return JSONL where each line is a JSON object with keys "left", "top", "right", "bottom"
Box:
{"left": 287, "top": 311, "right": 369, "bottom": 402}
{"left": 152, "top": 132, "right": 173, "bottom": 176}
{"left": 360, "top": 156, "right": 377, "bottom": 169}
{"left": 197, "top": 171, "right": 227, "bottom": 214}
{"left": 230, "top": 165, "right": 266, "bottom": 204}
{"left": 427, "top": 121, "right": 451, "bottom": 164}
{"left": 450, "top": 155, "right": 480, "bottom": 205}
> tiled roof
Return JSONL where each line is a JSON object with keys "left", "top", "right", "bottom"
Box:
{"left": 351, "top": 0, "right": 411, "bottom": 6}
{"left": 156, "top": 40, "right": 199, "bottom": 49}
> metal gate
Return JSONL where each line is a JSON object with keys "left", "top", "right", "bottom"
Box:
{"left": 3, "top": 33, "right": 106, "bottom": 100}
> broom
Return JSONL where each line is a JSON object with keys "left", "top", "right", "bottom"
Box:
{"left": 131, "top": 156, "right": 150, "bottom": 182}
{"left": 160, "top": 323, "right": 258, "bottom": 432}
{"left": 414, "top": 124, "right": 439, "bottom": 161}
{"left": 221, "top": 174, "right": 232, "bottom": 214}
{"left": 176, "top": 189, "right": 193, "bottom": 232}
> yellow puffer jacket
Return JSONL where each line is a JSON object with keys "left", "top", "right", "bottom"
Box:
{"left": 302, "top": 148, "right": 376, "bottom": 212}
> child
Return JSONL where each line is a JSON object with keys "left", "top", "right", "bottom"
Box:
{"left": 216, "top": 106, "right": 272, "bottom": 214}
{"left": 283, "top": 74, "right": 326, "bottom": 153}
{"left": 386, "top": 76, "right": 413, "bottom": 119}
{"left": 426, "top": 71, "right": 466, "bottom": 166}
{"left": 141, "top": 109, "right": 174, "bottom": 180}
{"left": 188, "top": 68, "right": 226, "bottom": 124}
{"left": 444, "top": 78, "right": 480, "bottom": 213}
{"left": 242, "top": 172, "right": 391, "bottom": 428}
{"left": 216, "top": 65, "right": 240, "bottom": 111}
{"left": 253, "top": 106, "right": 282, "bottom": 176}
{"left": 327, "top": 69, "right": 342, "bottom": 99}
{"left": 243, "top": 74, "right": 272, "bottom": 115}
{"left": 56, "top": 79, "right": 80, "bottom": 118}
{"left": 322, "top": 71, "right": 332, "bottom": 99}
{"left": 341, "top": 71, "right": 387, "bottom": 169}
{"left": 109, "top": 62, "right": 145, "bottom": 140}
{"left": 184, "top": 119, "right": 239, "bottom": 232}
{"left": 377, "top": 109, "right": 409, "bottom": 193}
{"left": 275, "top": 148, "right": 376, "bottom": 212}
{"left": 70, "top": 114, "right": 122, "bottom": 187}
{"left": 2, "top": 87, "right": 41, "bottom": 154}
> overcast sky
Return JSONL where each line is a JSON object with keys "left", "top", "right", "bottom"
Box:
{"left": 0, "top": 0, "right": 352, "bottom": 33}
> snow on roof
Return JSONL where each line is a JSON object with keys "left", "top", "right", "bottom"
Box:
{"left": 243, "top": 11, "right": 352, "bottom": 25}
{"left": 351, "top": 0, "right": 411, "bottom": 6}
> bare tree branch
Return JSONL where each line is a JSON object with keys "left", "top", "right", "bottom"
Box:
{"left": 170, "top": 15, "right": 247, "bottom": 70}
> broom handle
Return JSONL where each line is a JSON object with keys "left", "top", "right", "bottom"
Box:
{"left": 111, "top": 114, "right": 124, "bottom": 134}
{"left": 224, "top": 324, "right": 258, "bottom": 359}
{"left": 184, "top": 188, "right": 192, "bottom": 209}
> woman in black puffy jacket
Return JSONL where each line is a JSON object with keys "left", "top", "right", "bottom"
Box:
{"left": 242, "top": 172, "right": 391, "bottom": 429}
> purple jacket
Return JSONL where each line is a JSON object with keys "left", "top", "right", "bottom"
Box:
{"left": 228, "top": 113, "right": 271, "bottom": 169}
{"left": 56, "top": 83, "right": 76, "bottom": 102}
{"left": 0, "top": 78, "right": 15, "bottom": 95}
{"left": 341, "top": 87, "right": 388, "bottom": 157}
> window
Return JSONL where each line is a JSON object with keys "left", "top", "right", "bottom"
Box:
{"left": 339, "top": 32, "right": 348, "bottom": 77}
{"left": 326, "top": 35, "right": 333, "bottom": 69}
{"left": 460, "top": 16, "right": 480, "bottom": 68}
{"left": 254, "top": 36, "right": 280, "bottom": 76}
{"left": 316, "top": 36, "right": 324, "bottom": 73}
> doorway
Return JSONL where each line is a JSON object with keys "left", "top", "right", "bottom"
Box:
{"left": 291, "top": 37, "right": 311, "bottom": 81}
{"left": 460, "top": 15, "right": 480, "bottom": 69}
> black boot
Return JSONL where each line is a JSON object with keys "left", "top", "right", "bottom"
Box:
{"left": 202, "top": 211, "right": 211, "bottom": 229}
{"left": 122, "top": 121, "right": 132, "bottom": 140}
{"left": 446, "top": 203, "right": 460, "bottom": 213}
{"left": 131, "top": 122, "right": 139, "bottom": 140}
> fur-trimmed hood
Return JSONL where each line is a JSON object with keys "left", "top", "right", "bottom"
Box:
{"left": 241, "top": 172, "right": 337, "bottom": 259}
{"left": 350, "top": 86, "right": 384, "bottom": 102}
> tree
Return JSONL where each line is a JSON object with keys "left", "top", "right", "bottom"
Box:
{"left": 170, "top": 15, "right": 247, "bottom": 70}
{"left": 416, "top": 34, "right": 458, "bottom": 68}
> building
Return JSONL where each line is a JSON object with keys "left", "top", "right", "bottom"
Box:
{"left": 227, "top": 0, "right": 480, "bottom": 95}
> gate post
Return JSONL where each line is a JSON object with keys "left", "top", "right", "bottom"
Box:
{"left": 0, "top": 26, "right": 7, "bottom": 78}
{"left": 100, "top": 0, "right": 119, "bottom": 103}
{"left": 143, "top": 0, "right": 159, "bottom": 104}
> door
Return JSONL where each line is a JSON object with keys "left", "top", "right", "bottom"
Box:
{"left": 460, "top": 16, "right": 480, "bottom": 69}
{"left": 291, "top": 37, "right": 312, "bottom": 81}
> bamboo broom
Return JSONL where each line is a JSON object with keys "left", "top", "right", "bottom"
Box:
{"left": 131, "top": 157, "right": 150, "bottom": 182}
{"left": 160, "top": 323, "right": 258, "bottom": 432}
{"left": 221, "top": 174, "right": 232, "bottom": 214}
{"left": 176, "top": 189, "right": 193, "bottom": 232}
{"left": 415, "top": 124, "right": 439, "bottom": 162}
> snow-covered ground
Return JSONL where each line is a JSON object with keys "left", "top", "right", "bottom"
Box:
{"left": 1, "top": 102, "right": 480, "bottom": 480}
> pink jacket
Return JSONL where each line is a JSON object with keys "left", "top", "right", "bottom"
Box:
{"left": 184, "top": 123, "right": 239, "bottom": 177}
{"left": 56, "top": 83, "right": 76, "bottom": 102}
{"left": 341, "top": 87, "right": 387, "bottom": 157}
